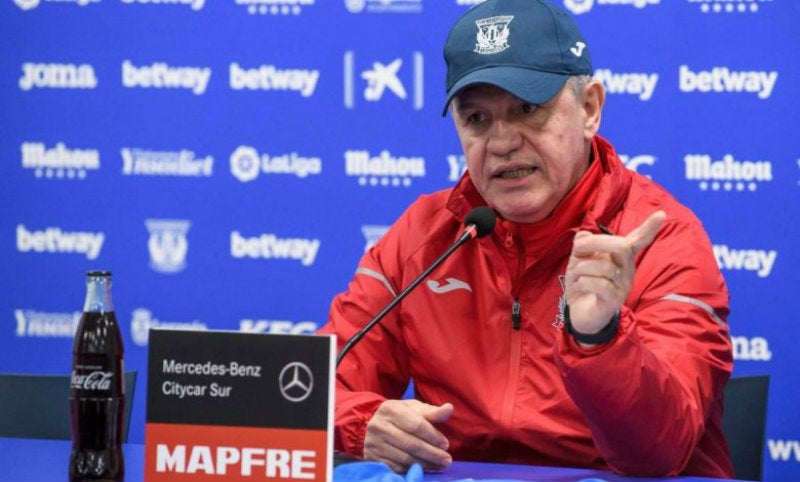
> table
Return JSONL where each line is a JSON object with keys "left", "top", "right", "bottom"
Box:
{"left": 0, "top": 437, "right": 750, "bottom": 482}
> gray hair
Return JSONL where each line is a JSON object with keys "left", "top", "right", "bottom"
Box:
{"left": 568, "top": 74, "right": 594, "bottom": 97}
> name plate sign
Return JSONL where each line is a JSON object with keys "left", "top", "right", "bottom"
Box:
{"left": 145, "top": 329, "right": 335, "bottom": 482}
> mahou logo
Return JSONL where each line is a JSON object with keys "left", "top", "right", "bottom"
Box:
{"left": 688, "top": 0, "right": 770, "bottom": 14}
{"left": 684, "top": 153, "right": 772, "bottom": 191}
{"left": 71, "top": 371, "right": 113, "bottom": 391}
{"left": 235, "top": 0, "right": 316, "bottom": 16}
{"left": 345, "top": 149, "right": 426, "bottom": 187}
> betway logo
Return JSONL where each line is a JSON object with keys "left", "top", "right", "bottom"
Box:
{"left": 679, "top": 65, "right": 778, "bottom": 99}
{"left": 121, "top": 0, "right": 205, "bottom": 10}
{"left": 563, "top": 0, "right": 659, "bottom": 15}
{"left": 17, "top": 225, "right": 104, "bottom": 260}
{"left": 14, "top": 309, "right": 79, "bottom": 338}
{"left": 231, "top": 231, "right": 320, "bottom": 266}
{"left": 22, "top": 142, "right": 100, "bottom": 179}
{"left": 19, "top": 63, "right": 97, "bottom": 90}
{"left": 345, "top": 149, "right": 426, "bottom": 187}
{"left": 732, "top": 336, "right": 772, "bottom": 362}
{"left": 684, "top": 154, "right": 772, "bottom": 192}
{"left": 122, "top": 60, "right": 211, "bottom": 95}
{"left": 230, "top": 63, "right": 319, "bottom": 97}
{"left": 595, "top": 69, "right": 658, "bottom": 101}
{"left": 229, "top": 146, "right": 322, "bottom": 182}
{"left": 713, "top": 245, "right": 777, "bottom": 278}
{"left": 768, "top": 439, "right": 800, "bottom": 462}
{"left": 240, "top": 319, "right": 318, "bottom": 334}
{"left": 121, "top": 148, "right": 213, "bottom": 177}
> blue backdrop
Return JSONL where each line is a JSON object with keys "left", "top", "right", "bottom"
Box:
{"left": 1, "top": 0, "right": 797, "bottom": 480}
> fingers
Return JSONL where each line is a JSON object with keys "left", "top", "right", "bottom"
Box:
{"left": 364, "top": 400, "right": 453, "bottom": 473}
{"left": 568, "top": 257, "right": 622, "bottom": 286}
{"left": 626, "top": 210, "right": 667, "bottom": 255}
{"left": 571, "top": 211, "right": 666, "bottom": 260}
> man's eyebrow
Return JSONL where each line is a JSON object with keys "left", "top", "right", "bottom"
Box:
{"left": 453, "top": 98, "right": 478, "bottom": 113}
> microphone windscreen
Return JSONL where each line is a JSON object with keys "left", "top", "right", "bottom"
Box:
{"left": 464, "top": 206, "right": 496, "bottom": 238}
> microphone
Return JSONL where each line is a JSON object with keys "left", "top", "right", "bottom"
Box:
{"left": 335, "top": 206, "right": 496, "bottom": 367}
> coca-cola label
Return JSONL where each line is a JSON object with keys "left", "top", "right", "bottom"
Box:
{"left": 71, "top": 370, "right": 113, "bottom": 391}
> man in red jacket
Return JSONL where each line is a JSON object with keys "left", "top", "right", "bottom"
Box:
{"left": 318, "top": 0, "right": 733, "bottom": 478}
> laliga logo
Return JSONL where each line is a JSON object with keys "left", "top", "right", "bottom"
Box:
{"left": 279, "top": 362, "right": 313, "bottom": 403}
{"left": 230, "top": 146, "right": 260, "bottom": 182}
{"left": 14, "top": 0, "right": 40, "bottom": 9}
{"left": 563, "top": 0, "right": 593, "bottom": 14}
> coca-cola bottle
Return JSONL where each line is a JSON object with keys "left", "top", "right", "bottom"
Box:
{"left": 69, "top": 271, "right": 125, "bottom": 481}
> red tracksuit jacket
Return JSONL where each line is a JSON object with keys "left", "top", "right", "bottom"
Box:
{"left": 319, "top": 135, "right": 734, "bottom": 478}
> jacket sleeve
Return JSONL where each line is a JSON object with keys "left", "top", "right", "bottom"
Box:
{"left": 316, "top": 216, "right": 414, "bottom": 457}
{"left": 554, "top": 215, "right": 733, "bottom": 476}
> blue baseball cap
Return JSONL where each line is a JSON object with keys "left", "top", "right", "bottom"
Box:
{"left": 443, "top": 0, "right": 593, "bottom": 115}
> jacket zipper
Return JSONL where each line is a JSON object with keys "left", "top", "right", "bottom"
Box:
{"left": 501, "top": 226, "right": 524, "bottom": 432}
{"left": 511, "top": 299, "right": 521, "bottom": 330}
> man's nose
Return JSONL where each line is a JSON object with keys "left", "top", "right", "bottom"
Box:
{"left": 487, "top": 120, "right": 523, "bottom": 157}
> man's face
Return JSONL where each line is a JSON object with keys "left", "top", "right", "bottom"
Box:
{"left": 451, "top": 82, "right": 599, "bottom": 224}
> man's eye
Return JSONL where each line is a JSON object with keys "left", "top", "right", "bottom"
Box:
{"left": 520, "top": 103, "right": 537, "bottom": 114}
{"left": 466, "top": 113, "right": 484, "bottom": 124}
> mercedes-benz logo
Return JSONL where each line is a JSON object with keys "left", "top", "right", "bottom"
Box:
{"left": 278, "top": 362, "right": 314, "bottom": 403}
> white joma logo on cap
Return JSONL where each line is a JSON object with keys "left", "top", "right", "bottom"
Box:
{"left": 570, "top": 41, "right": 586, "bottom": 57}
{"left": 474, "top": 16, "right": 513, "bottom": 55}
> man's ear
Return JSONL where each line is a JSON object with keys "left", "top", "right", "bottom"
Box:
{"left": 582, "top": 80, "right": 605, "bottom": 139}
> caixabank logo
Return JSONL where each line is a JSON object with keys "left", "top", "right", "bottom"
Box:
{"left": 562, "top": 0, "right": 659, "bottom": 15}
{"left": 235, "top": 0, "right": 316, "bottom": 16}
{"left": 343, "top": 51, "right": 424, "bottom": 110}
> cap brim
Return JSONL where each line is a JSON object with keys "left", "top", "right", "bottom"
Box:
{"left": 442, "top": 66, "right": 569, "bottom": 116}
